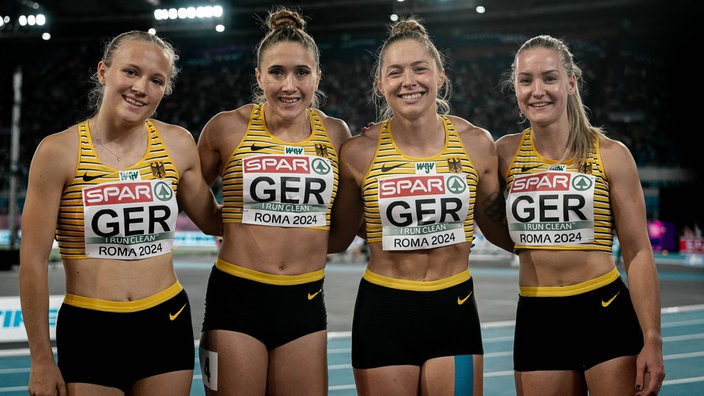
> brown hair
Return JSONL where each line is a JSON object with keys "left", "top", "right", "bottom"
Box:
{"left": 252, "top": 6, "right": 325, "bottom": 108}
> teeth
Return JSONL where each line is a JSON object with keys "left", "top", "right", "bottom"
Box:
{"left": 124, "top": 97, "right": 144, "bottom": 106}
{"left": 281, "top": 98, "right": 299, "bottom": 103}
{"left": 401, "top": 93, "right": 422, "bottom": 99}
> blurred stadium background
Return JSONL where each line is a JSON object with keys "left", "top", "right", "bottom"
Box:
{"left": 0, "top": 0, "right": 702, "bottom": 266}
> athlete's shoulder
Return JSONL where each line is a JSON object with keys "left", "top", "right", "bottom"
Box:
{"left": 446, "top": 115, "right": 492, "bottom": 139}
{"left": 598, "top": 133, "right": 635, "bottom": 171}
{"left": 149, "top": 118, "right": 190, "bottom": 136}
{"left": 314, "top": 108, "right": 349, "bottom": 130}
{"left": 597, "top": 133, "right": 628, "bottom": 153}
{"left": 30, "top": 124, "right": 80, "bottom": 181}
{"left": 35, "top": 124, "right": 80, "bottom": 158}
{"left": 148, "top": 118, "right": 195, "bottom": 150}
{"left": 314, "top": 108, "right": 353, "bottom": 147}
{"left": 338, "top": 131, "right": 377, "bottom": 177}
{"left": 339, "top": 124, "right": 378, "bottom": 162}
{"left": 199, "top": 104, "right": 253, "bottom": 142}
{"left": 495, "top": 132, "right": 522, "bottom": 159}
{"left": 205, "top": 104, "right": 253, "bottom": 129}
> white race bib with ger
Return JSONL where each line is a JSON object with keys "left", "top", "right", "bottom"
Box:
{"left": 241, "top": 154, "right": 334, "bottom": 228}
{"left": 507, "top": 171, "right": 595, "bottom": 246}
{"left": 378, "top": 173, "right": 470, "bottom": 251}
{"left": 82, "top": 179, "right": 178, "bottom": 259}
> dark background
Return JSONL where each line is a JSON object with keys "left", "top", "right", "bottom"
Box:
{"left": 0, "top": 0, "right": 701, "bottom": 239}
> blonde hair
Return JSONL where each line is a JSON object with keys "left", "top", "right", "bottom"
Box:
{"left": 88, "top": 30, "right": 180, "bottom": 112}
{"left": 502, "top": 35, "right": 605, "bottom": 169}
{"left": 371, "top": 17, "right": 451, "bottom": 121}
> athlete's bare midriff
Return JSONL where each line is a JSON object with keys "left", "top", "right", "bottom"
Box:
{"left": 218, "top": 222, "right": 329, "bottom": 275}
{"left": 63, "top": 253, "right": 177, "bottom": 301}
{"left": 517, "top": 249, "right": 616, "bottom": 288}
{"left": 365, "top": 241, "right": 472, "bottom": 281}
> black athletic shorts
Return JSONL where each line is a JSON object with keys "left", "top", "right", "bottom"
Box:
{"left": 57, "top": 282, "right": 195, "bottom": 391}
{"left": 201, "top": 258, "right": 327, "bottom": 349}
{"left": 513, "top": 270, "right": 643, "bottom": 371}
{"left": 352, "top": 268, "right": 483, "bottom": 369}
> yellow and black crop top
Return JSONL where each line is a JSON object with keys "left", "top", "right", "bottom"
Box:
{"left": 362, "top": 116, "right": 478, "bottom": 251}
{"left": 220, "top": 104, "right": 339, "bottom": 230}
{"left": 56, "top": 120, "right": 180, "bottom": 260}
{"left": 504, "top": 128, "right": 613, "bottom": 252}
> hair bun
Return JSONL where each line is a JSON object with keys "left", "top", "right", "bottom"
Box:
{"left": 390, "top": 18, "right": 427, "bottom": 38}
{"left": 268, "top": 8, "right": 306, "bottom": 31}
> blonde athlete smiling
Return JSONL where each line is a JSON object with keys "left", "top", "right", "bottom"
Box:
{"left": 329, "top": 17, "right": 513, "bottom": 396}
{"left": 496, "top": 35, "right": 665, "bottom": 396}
{"left": 20, "top": 31, "right": 221, "bottom": 396}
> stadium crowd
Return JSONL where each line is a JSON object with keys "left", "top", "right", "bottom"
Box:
{"left": 0, "top": 26, "right": 682, "bottom": 216}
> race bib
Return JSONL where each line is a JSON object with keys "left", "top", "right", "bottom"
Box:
{"left": 82, "top": 179, "right": 178, "bottom": 259}
{"left": 379, "top": 173, "right": 470, "bottom": 251}
{"left": 507, "top": 171, "right": 595, "bottom": 246}
{"left": 241, "top": 154, "right": 334, "bottom": 228}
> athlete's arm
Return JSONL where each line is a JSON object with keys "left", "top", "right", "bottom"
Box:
{"left": 456, "top": 119, "right": 514, "bottom": 253}
{"left": 328, "top": 133, "right": 374, "bottom": 253}
{"left": 19, "top": 130, "right": 74, "bottom": 396}
{"left": 162, "top": 122, "right": 222, "bottom": 237}
{"left": 196, "top": 113, "right": 226, "bottom": 186}
{"left": 602, "top": 136, "right": 665, "bottom": 394}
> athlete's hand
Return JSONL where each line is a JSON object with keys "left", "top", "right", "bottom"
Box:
{"left": 28, "top": 361, "right": 66, "bottom": 396}
{"left": 635, "top": 342, "right": 665, "bottom": 395}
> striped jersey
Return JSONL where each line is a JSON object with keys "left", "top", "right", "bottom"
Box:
{"left": 56, "top": 120, "right": 179, "bottom": 260}
{"left": 504, "top": 127, "right": 613, "bottom": 252}
{"left": 362, "top": 116, "right": 478, "bottom": 251}
{"left": 220, "top": 104, "right": 339, "bottom": 230}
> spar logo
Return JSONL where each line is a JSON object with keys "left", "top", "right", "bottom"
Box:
{"left": 380, "top": 174, "right": 468, "bottom": 227}
{"left": 83, "top": 181, "right": 172, "bottom": 206}
{"left": 512, "top": 172, "right": 570, "bottom": 193}
{"left": 243, "top": 155, "right": 332, "bottom": 205}
{"left": 82, "top": 180, "right": 175, "bottom": 239}
{"left": 380, "top": 175, "right": 466, "bottom": 198}
{"left": 571, "top": 174, "right": 593, "bottom": 191}
{"left": 512, "top": 172, "right": 593, "bottom": 193}
{"left": 244, "top": 155, "right": 310, "bottom": 174}
{"left": 311, "top": 157, "right": 331, "bottom": 175}
{"left": 380, "top": 175, "right": 444, "bottom": 198}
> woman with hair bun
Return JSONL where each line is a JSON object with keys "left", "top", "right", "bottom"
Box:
{"left": 328, "top": 17, "right": 513, "bottom": 395}
{"left": 196, "top": 6, "right": 351, "bottom": 395}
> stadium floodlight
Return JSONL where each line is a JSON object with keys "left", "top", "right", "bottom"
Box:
{"left": 17, "top": 13, "right": 46, "bottom": 26}
{"left": 152, "top": 4, "right": 225, "bottom": 34}
{"left": 153, "top": 5, "right": 223, "bottom": 21}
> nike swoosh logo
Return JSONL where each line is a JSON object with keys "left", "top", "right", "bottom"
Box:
{"left": 381, "top": 162, "right": 406, "bottom": 172}
{"left": 250, "top": 143, "right": 276, "bottom": 151}
{"left": 308, "top": 290, "right": 322, "bottom": 300}
{"left": 82, "top": 171, "right": 114, "bottom": 182}
{"left": 601, "top": 292, "right": 620, "bottom": 307}
{"left": 169, "top": 303, "right": 187, "bottom": 320}
{"left": 457, "top": 291, "right": 473, "bottom": 305}
{"left": 521, "top": 164, "right": 542, "bottom": 172}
